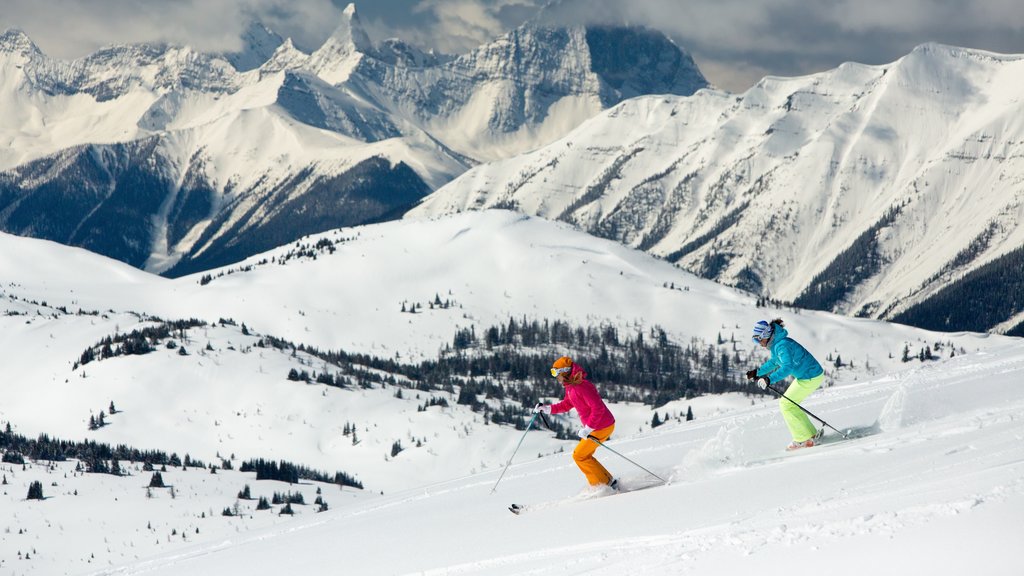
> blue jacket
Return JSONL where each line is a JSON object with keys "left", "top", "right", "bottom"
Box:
{"left": 756, "top": 326, "right": 823, "bottom": 383}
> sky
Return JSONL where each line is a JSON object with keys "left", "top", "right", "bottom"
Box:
{"left": 0, "top": 0, "right": 1022, "bottom": 94}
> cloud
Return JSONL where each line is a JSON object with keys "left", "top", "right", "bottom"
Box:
{"left": 522, "top": 0, "right": 1024, "bottom": 90}
{"left": 2, "top": 0, "right": 1021, "bottom": 91}
{"left": 356, "top": 0, "right": 541, "bottom": 55}
{"left": 0, "top": 0, "right": 341, "bottom": 59}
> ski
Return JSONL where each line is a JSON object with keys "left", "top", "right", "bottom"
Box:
{"left": 507, "top": 478, "right": 665, "bottom": 515}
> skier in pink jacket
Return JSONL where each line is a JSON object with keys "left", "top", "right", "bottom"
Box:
{"left": 535, "top": 356, "right": 617, "bottom": 488}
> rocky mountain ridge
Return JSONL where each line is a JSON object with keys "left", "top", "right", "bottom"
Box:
{"left": 0, "top": 3, "right": 706, "bottom": 276}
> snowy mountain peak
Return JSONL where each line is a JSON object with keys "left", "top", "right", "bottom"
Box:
{"left": 0, "top": 28, "right": 40, "bottom": 59}
{"left": 225, "top": 21, "right": 285, "bottom": 71}
{"left": 333, "top": 3, "right": 374, "bottom": 53}
{"left": 306, "top": 3, "right": 374, "bottom": 84}
{"left": 579, "top": 24, "right": 707, "bottom": 99}
{"left": 376, "top": 37, "right": 448, "bottom": 68}
{"left": 259, "top": 37, "right": 308, "bottom": 74}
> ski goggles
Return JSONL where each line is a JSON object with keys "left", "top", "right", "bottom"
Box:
{"left": 550, "top": 366, "right": 572, "bottom": 377}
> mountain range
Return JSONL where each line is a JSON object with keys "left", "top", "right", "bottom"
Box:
{"left": 0, "top": 3, "right": 706, "bottom": 277}
{"left": 412, "top": 44, "right": 1024, "bottom": 335}
{"left": 2, "top": 5, "right": 1023, "bottom": 573}
{"left": 3, "top": 4, "right": 1021, "bottom": 335}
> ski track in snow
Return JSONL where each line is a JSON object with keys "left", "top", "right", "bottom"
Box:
{"left": 399, "top": 354, "right": 1024, "bottom": 576}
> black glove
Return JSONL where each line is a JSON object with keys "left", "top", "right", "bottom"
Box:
{"left": 755, "top": 377, "right": 770, "bottom": 391}
{"left": 745, "top": 369, "right": 758, "bottom": 380}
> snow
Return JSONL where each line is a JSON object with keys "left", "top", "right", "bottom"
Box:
{"left": 1, "top": 210, "right": 1021, "bottom": 575}
{"left": 409, "top": 44, "right": 1024, "bottom": 326}
{"left": 53, "top": 339, "right": 1024, "bottom": 576}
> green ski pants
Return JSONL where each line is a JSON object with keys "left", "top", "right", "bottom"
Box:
{"left": 780, "top": 373, "right": 825, "bottom": 441}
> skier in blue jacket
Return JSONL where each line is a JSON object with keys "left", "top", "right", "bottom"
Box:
{"left": 746, "top": 319, "right": 825, "bottom": 451}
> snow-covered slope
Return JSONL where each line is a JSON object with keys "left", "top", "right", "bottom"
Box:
{"left": 71, "top": 338, "right": 1024, "bottom": 576}
{"left": 0, "top": 4, "right": 706, "bottom": 276}
{"left": 1, "top": 210, "right": 1020, "bottom": 575}
{"left": 2, "top": 210, "right": 993, "bottom": 364}
{"left": 1, "top": 211, "right": 1008, "bottom": 488}
{"left": 410, "top": 44, "right": 1024, "bottom": 334}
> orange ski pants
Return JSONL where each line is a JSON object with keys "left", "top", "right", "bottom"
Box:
{"left": 572, "top": 423, "right": 615, "bottom": 485}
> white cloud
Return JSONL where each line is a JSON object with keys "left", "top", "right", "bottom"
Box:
{"left": 2, "top": 0, "right": 1021, "bottom": 91}
{"left": 0, "top": 0, "right": 341, "bottom": 59}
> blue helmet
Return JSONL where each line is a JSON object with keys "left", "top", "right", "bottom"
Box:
{"left": 751, "top": 320, "right": 774, "bottom": 343}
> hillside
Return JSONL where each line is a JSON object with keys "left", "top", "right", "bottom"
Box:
{"left": 1, "top": 210, "right": 1020, "bottom": 575}
{"left": 410, "top": 44, "right": 1024, "bottom": 334}
{"left": 33, "top": 337, "right": 1024, "bottom": 575}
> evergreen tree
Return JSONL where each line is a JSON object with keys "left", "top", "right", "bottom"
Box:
{"left": 27, "top": 480, "right": 44, "bottom": 500}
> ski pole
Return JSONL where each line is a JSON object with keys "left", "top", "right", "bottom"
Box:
{"left": 764, "top": 382, "right": 849, "bottom": 439}
{"left": 490, "top": 412, "right": 539, "bottom": 494}
{"left": 586, "top": 435, "right": 667, "bottom": 484}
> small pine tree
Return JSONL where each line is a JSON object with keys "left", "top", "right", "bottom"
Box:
{"left": 256, "top": 496, "right": 271, "bottom": 510}
{"left": 27, "top": 480, "right": 44, "bottom": 500}
{"left": 149, "top": 472, "right": 165, "bottom": 488}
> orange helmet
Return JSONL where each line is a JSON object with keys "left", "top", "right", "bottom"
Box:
{"left": 550, "top": 356, "right": 573, "bottom": 377}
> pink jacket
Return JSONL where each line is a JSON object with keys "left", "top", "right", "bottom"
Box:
{"left": 550, "top": 364, "right": 615, "bottom": 430}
